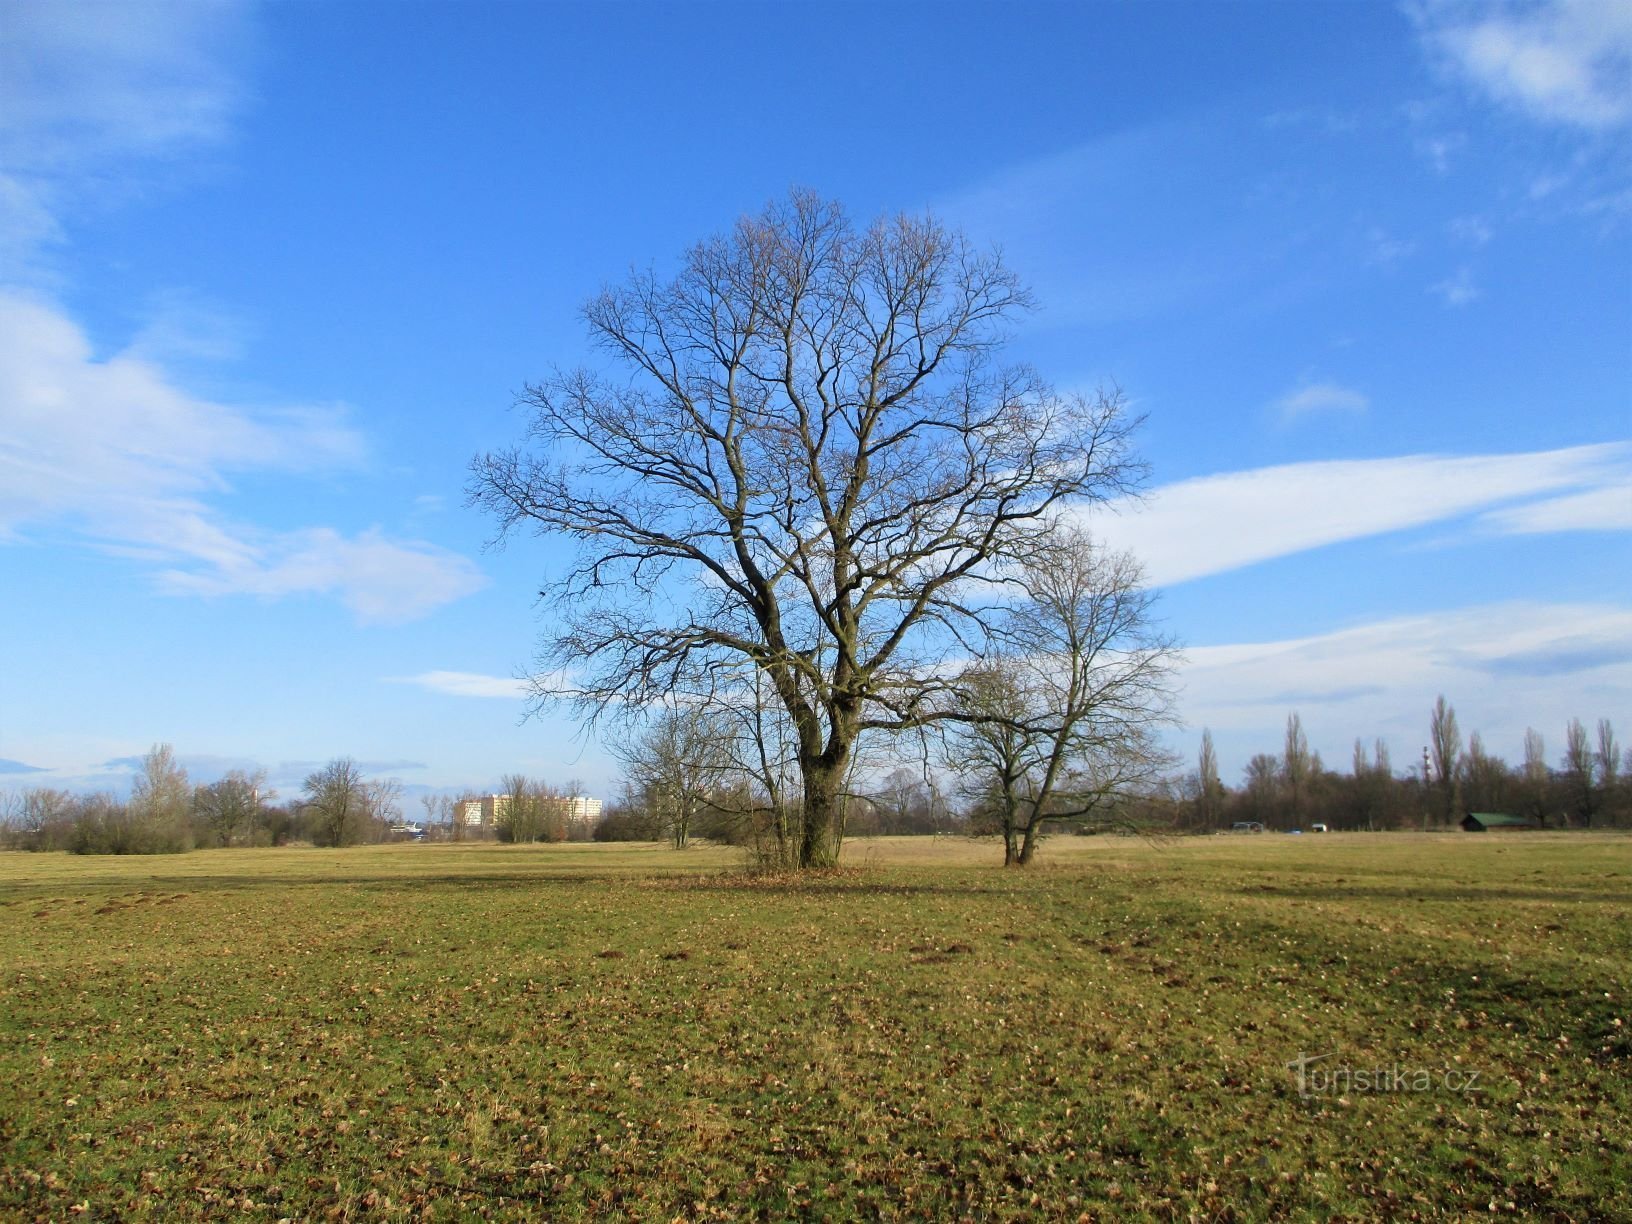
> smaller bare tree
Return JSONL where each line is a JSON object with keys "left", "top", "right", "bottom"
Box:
{"left": 1282, "top": 713, "right": 1311, "bottom": 827}
{"left": 131, "top": 743, "right": 193, "bottom": 852}
{"left": 1521, "top": 728, "right": 1550, "bottom": 822}
{"left": 1596, "top": 719, "right": 1620, "bottom": 824}
{"left": 1429, "top": 696, "right": 1462, "bottom": 824}
{"left": 303, "top": 758, "right": 371, "bottom": 847}
{"left": 615, "top": 707, "right": 733, "bottom": 849}
{"left": 947, "top": 530, "right": 1177, "bottom": 866}
{"left": 1562, "top": 717, "right": 1600, "bottom": 827}
{"left": 1195, "top": 729, "right": 1225, "bottom": 830}
{"left": 193, "top": 769, "right": 270, "bottom": 847}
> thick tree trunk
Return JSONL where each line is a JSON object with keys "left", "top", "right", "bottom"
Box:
{"left": 799, "top": 762, "right": 843, "bottom": 868}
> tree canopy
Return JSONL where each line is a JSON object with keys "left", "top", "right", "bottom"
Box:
{"left": 470, "top": 191, "right": 1145, "bottom": 867}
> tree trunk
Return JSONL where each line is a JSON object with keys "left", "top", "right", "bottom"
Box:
{"left": 800, "top": 763, "right": 842, "bottom": 868}
{"left": 1017, "top": 816, "right": 1041, "bottom": 866}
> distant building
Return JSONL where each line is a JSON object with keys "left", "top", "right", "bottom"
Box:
{"left": 452, "top": 793, "right": 601, "bottom": 834}
{"left": 455, "top": 794, "right": 511, "bottom": 827}
{"left": 554, "top": 795, "right": 603, "bottom": 832}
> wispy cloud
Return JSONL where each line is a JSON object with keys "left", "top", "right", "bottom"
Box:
{"left": 1078, "top": 443, "right": 1630, "bottom": 587}
{"left": 1366, "top": 227, "right": 1416, "bottom": 266}
{"left": 1416, "top": 0, "right": 1632, "bottom": 129}
{"left": 1274, "top": 381, "right": 1370, "bottom": 422}
{"left": 1430, "top": 265, "right": 1480, "bottom": 306}
{"left": 392, "top": 671, "right": 530, "bottom": 699}
{"left": 1448, "top": 214, "right": 1495, "bottom": 245}
{"left": 156, "top": 528, "right": 485, "bottom": 625}
{"left": 0, "top": 290, "right": 483, "bottom": 623}
{"left": 1180, "top": 600, "right": 1632, "bottom": 767}
{"left": 0, "top": 0, "right": 253, "bottom": 278}
{"left": 1481, "top": 484, "right": 1632, "bottom": 533}
{"left": 0, "top": 6, "right": 483, "bottom": 626}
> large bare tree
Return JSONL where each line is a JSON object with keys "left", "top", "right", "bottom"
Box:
{"left": 470, "top": 192, "right": 1143, "bottom": 867}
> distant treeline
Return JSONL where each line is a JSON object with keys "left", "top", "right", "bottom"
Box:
{"left": 2, "top": 702, "right": 1624, "bottom": 856}
{"left": 1166, "top": 705, "right": 1627, "bottom": 833}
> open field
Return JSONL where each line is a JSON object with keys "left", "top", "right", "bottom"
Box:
{"left": 2, "top": 834, "right": 1629, "bottom": 1221}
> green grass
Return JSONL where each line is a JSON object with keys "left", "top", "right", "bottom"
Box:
{"left": 2, "top": 834, "right": 1628, "bottom": 1221}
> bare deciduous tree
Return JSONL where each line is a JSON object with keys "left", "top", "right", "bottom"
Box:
{"left": 303, "top": 758, "right": 370, "bottom": 847}
{"left": 469, "top": 191, "right": 1143, "bottom": 868}
{"left": 947, "top": 531, "right": 1176, "bottom": 866}
{"left": 1242, "top": 753, "right": 1280, "bottom": 826}
{"left": 615, "top": 707, "right": 732, "bottom": 849}
{"left": 130, "top": 743, "right": 192, "bottom": 850}
{"left": 1459, "top": 731, "right": 1508, "bottom": 815}
{"left": 1282, "top": 713, "right": 1311, "bottom": 827}
{"left": 1196, "top": 728, "right": 1224, "bottom": 830}
{"left": 193, "top": 769, "right": 270, "bottom": 847}
{"left": 1596, "top": 718, "right": 1620, "bottom": 803}
{"left": 1562, "top": 717, "right": 1600, "bottom": 827}
{"left": 1522, "top": 727, "right": 1550, "bottom": 822}
{"left": 1429, "top": 696, "right": 1462, "bottom": 824}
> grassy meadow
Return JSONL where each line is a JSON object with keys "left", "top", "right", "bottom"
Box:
{"left": 1, "top": 833, "right": 1628, "bottom": 1222}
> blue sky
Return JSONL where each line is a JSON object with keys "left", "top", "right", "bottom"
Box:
{"left": 1, "top": 0, "right": 1628, "bottom": 807}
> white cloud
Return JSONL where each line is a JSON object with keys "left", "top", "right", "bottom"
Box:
{"left": 1179, "top": 600, "right": 1632, "bottom": 772}
{"left": 1366, "top": 227, "right": 1416, "bottom": 266}
{"left": 1415, "top": 131, "right": 1466, "bottom": 174}
{"left": 156, "top": 528, "right": 485, "bottom": 626}
{"left": 0, "top": 0, "right": 253, "bottom": 277}
{"left": 0, "top": 290, "right": 482, "bottom": 623}
{"left": 1418, "top": 0, "right": 1632, "bottom": 129}
{"left": 392, "top": 671, "right": 530, "bottom": 699}
{"left": 1430, "top": 265, "right": 1480, "bottom": 306}
{"left": 1481, "top": 483, "right": 1632, "bottom": 533}
{"left": 1274, "top": 381, "right": 1370, "bottom": 421}
{"left": 1448, "top": 214, "right": 1496, "bottom": 245}
{"left": 1078, "top": 442, "right": 1630, "bottom": 587}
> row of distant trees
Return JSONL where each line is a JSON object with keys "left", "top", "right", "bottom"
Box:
{"left": 0, "top": 749, "right": 408, "bottom": 854}
{"left": 3, "top": 701, "right": 1621, "bottom": 858}
{"left": 1171, "top": 703, "right": 1627, "bottom": 833}
{"left": 0, "top": 749, "right": 612, "bottom": 855}
{"left": 591, "top": 699, "right": 1627, "bottom": 857}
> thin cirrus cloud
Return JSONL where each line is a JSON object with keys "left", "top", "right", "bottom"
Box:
{"left": 0, "top": 0, "right": 253, "bottom": 278}
{"left": 1274, "top": 381, "right": 1369, "bottom": 422}
{"left": 0, "top": 290, "right": 485, "bottom": 624}
{"left": 389, "top": 670, "right": 585, "bottom": 700}
{"left": 1416, "top": 0, "right": 1632, "bottom": 129}
{"left": 1077, "top": 442, "right": 1631, "bottom": 587}
{"left": 1180, "top": 599, "right": 1632, "bottom": 763}
{"left": 1481, "top": 484, "right": 1632, "bottom": 534}
{"left": 389, "top": 671, "right": 530, "bottom": 700}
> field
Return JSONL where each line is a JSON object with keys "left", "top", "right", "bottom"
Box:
{"left": 2, "top": 834, "right": 1628, "bottom": 1222}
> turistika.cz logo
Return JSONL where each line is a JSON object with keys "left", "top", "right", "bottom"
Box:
{"left": 1286, "top": 1051, "right": 1484, "bottom": 1098}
